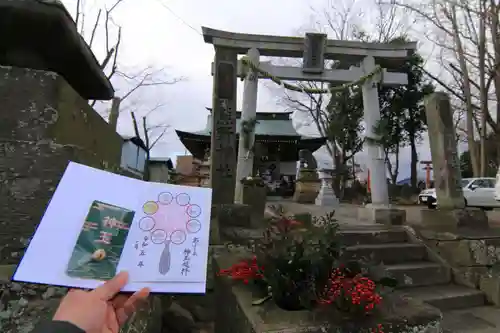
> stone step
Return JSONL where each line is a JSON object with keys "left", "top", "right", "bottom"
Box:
{"left": 385, "top": 262, "right": 451, "bottom": 287}
{"left": 339, "top": 229, "right": 408, "bottom": 246}
{"left": 441, "top": 306, "right": 500, "bottom": 332}
{"left": 397, "top": 285, "right": 485, "bottom": 311}
{"left": 343, "top": 243, "right": 426, "bottom": 264}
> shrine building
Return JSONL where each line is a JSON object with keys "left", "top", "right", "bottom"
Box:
{"left": 175, "top": 108, "right": 326, "bottom": 193}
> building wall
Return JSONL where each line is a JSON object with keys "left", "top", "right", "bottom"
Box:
{"left": 149, "top": 164, "right": 170, "bottom": 183}
{"left": 0, "top": 66, "right": 131, "bottom": 264}
{"left": 176, "top": 155, "right": 200, "bottom": 175}
{"left": 120, "top": 141, "right": 146, "bottom": 176}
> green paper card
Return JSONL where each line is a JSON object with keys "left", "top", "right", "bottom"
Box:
{"left": 66, "top": 200, "right": 135, "bottom": 280}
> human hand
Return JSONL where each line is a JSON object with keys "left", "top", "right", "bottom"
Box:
{"left": 53, "top": 272, "right": 150, "bottom": 333}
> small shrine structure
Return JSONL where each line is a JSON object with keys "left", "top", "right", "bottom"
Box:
{"left": 176, "top": 108, "right": 326, "bottom": 190}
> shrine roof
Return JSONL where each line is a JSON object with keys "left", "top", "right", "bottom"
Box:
{"left": 205, "top": 108, "right": 293, "bottom": 121}
{"left": 0, "top": 0, "right": 114, "bottom": 100}
{"left": 177, "top": 113, "right": 323, "bottom": 138}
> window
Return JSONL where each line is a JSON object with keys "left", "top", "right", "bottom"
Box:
{"left": 484, "top": 179, "right": 495, "bottom": 188}
{"left": 470, "top": 179, "right": 495, "bottom": 188}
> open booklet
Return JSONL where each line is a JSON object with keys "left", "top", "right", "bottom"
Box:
{"left": 13, "top": 162, "right": 212, "bottom": 293}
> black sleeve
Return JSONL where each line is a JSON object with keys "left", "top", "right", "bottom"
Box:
{"left": 31, "top": 321, "right": 86, "bottom": 333}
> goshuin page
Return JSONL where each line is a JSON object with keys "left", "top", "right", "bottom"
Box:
{"left": 118, "top": 185, "right": 209, "bottom": 283}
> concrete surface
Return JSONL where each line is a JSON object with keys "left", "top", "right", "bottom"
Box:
{"left": 267, "top": 199, "right": 500, "bottom": 227}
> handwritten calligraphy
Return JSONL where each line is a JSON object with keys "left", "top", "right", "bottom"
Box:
{"left": 181, "top": 248, "right": 191, "bottom": 276}
{"left": 136, "top": 235, "right": 149, "bottom": 268}
{"left": 192, "top": 237, "right": 199, "bottom": 256}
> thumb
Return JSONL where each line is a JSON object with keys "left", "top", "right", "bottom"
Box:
{"left": 92, "top": 271, "right": 129, "bottom": 301}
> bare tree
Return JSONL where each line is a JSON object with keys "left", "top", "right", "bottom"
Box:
{"left": 388, "top": 0, "right": 500, "bottom": 176}
{"left": 274, "top": 0, "right": 410, "bottom": 195}
{"left": 130, "top": 103, "right": 170, "bottom": 180}
{"left": 73, "top": 0, "right": 184, "bottom": 124}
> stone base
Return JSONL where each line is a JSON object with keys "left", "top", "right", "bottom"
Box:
{"left": 315, "top": 188, "right": 339, "bottom": 207}
{"left": 242, "top": 186, "right": 266, "bottom": 227}
{"left": 213, "top": 250, "right": 442, "bottom": 333}
{"left": 420, "top": 208, "right": 489, "bottom": 230}
{"left": 293, "top": 180, "right": 320, "bottom": 204}
{"left": 358, "top": 205, "right": 406, "bottom": 225}
{"left": 215, "top": 204, "right": 252, "bottom": 228}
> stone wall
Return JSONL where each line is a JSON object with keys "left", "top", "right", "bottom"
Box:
{"left": 0, "top": 263, "right": 164, "bottom": 333}
{"left": 0, "top": 65, "right": 125, "bottom": 263}
{"left": 0, "top": 65, "right": 168, "bottom": 333}
{"left": 417, "top": 228, "right": 500, "bottom": 306}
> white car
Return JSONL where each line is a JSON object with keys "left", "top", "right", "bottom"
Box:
{"left": 495, "top": 168, "right": 500, "bottom": 201}
{"left": 418, "top": 177, "right": 498, "bottom": 210}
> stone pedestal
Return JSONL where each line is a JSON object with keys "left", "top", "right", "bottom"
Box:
{"left": 241, "top": 185, "right": 266, "bottom": 227}
{"left": 215, "top": 204, "right": 252, "bottom": 228}
{"left": 293, "top": 180, "right": 321, "bottom": 204}
{"left": 315, "top": 169, "right": 339, "bottom": 207}
{"left": 293, "top": 169, "right": 320, "bottom": 204}
{"left": 211, "top": 203, "right": 254, "bottom": 244}
{"left": 420, "top": 208, "right": 489, "bottom": 230}
{"left": 358, "top": 205, "right": 406, "bottom": 225}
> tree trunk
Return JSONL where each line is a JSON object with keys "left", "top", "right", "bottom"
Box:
{"left": 478, "top": 0, "right": 488, "bottom": 177}
{"left": 332, "top": 141, "right": 342, "bottom": 198}
{"left": 489, "top": 0, "right": 500, "bottom": 166}
{"left": 409, "top": 133, "right": 418, "bottom": 188}
{"left": 144, "top": 151, "right": 151, "bottom": 181}
{"left": 448, "top": 4, "right": 480, "bottom": 176}
{"left": 392, "top": 145, "right": 400, "bottom": 184}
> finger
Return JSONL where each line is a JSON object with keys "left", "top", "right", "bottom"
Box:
{"left": 92, "top": 271, "right": 129, "bottom": 301}
{"left": 111, "top": 294, "right": 129, "bottom": 310}
{"left": 106, "top": 306, "right": 120, "bottom": 333}
{"left": 116, "top": 287, "right": 150, "bottom": 325}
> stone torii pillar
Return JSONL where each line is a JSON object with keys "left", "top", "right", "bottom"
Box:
{"left": 355, "top": 56, "right": 407, "bottom": 225}
{"left": 361, "top": 56, "right": 390, "bottom": 207}
{"left": 234, "top": 48, "right": 260, "bottom": 203}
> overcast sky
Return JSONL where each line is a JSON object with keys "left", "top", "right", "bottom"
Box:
{"left": 61, "top": 0, "right": 444, "bottom": 181}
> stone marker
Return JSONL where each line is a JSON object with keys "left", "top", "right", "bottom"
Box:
{"left": 210, "top": 47, "right": 238, "bottom": 205}
{"left": 422, "top": 92, "right": 488, "bottom": 229}
{"left": 425, "top": 92, "right": 465, "bottom": 209}
{"left": 209, "top": 47, "right": 238, "bottom": 244}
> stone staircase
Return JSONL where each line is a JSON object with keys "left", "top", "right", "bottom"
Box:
{"left": 340, "top": 227, "right": 499, "bottom": 332}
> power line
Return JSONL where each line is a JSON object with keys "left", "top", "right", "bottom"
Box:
{"left": 154, "top": 0, "right": 203, "bottom": 36}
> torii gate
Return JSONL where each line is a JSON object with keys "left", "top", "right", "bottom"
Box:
{"left": 420, "top": 160, "right": 433, "bottom": 188}
{"left": 203, "top": 27, "right": 416, "bottom": 229}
